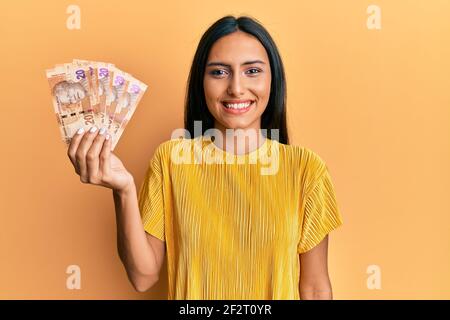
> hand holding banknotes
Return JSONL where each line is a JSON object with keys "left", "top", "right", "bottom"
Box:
{"left": 46, "top": 59, "right": 149, "bottom": 191}
{"left": 67, "top": 126, "right": 134, "bottom": 193}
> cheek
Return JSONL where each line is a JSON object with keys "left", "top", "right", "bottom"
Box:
{"left": 251, "top": 80, "right": 271, "bottom": 101}
{"left": 203, "top": 78, "right": 224, "bottom": 103}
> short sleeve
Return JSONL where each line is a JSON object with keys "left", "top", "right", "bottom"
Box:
{"left": 297, "top": 166, "right": 343, "bottom": 254}
{"left": 138, "top": 146, "right": 166, "bottom": 242}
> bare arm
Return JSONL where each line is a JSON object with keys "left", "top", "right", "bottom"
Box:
{"left": 67, "top": 126, "right": 165, "bottom": 292}
{"left": 113, "top": 181, "right": 166, "bottom": 292}
{"left": 299, "top": 235, "right": 333, "bottom": 300}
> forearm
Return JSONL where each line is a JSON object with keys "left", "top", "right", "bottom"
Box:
{"left": 113, "top": 182, "right": 159, "bottom": 280}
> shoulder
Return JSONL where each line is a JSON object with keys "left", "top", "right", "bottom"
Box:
{"left": 150, "top": 136, "right": 203, "bottom": 163}
{"left": 278, "top": 142, "right": 330, "bottom": 187}
{"left": 153, "top": 138, "right": 180, "bottom": 155}
{"left": 278, "top": 143, "right": 327, "bottom": 172}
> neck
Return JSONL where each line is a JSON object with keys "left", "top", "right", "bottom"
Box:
{"left": 212, "top": 122, "right": 266, "bottom": 155}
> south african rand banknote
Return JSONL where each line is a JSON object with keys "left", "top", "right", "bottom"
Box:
{"left": 46, "top": 65, "right": 96, "bottom": 145}
{"left": 110, "top": 77, "right": 148, "bottom": 150}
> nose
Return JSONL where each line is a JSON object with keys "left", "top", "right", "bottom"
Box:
{"left": 227, "top": 74, "right": 245, "bottom": 97}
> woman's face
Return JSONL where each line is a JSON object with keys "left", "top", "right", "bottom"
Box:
{"left": 203, "top": 31, "right": 271, "bottom": 133}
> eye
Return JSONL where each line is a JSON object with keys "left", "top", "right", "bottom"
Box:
{"left": 209, "top": 69, "right": 228, "bottom": 77}
{"left": 246, "top": 68, "right": 261, "bottom": 75}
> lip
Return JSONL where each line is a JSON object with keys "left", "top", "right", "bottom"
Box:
{"left": 222, "top": 99, "right": 254, "bottom": 104}
{"left": 221, "top": 100, "right": 255, "bottom": 115}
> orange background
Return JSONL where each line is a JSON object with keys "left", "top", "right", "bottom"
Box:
{"left": 1, "top": 0, "right": 449, "bottom": 299}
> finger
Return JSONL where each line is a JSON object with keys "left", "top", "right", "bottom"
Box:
{"left": 67, "top": 127, "right": 86, "bottom": 174}
{"left": 99, "top": 133, "right": 112, "bottom": 182}
{"left": 86, "top": 127, "right": 108, "bottom": 183}
{"left": 75, "top": 126, "right": 99, "bottom": 183}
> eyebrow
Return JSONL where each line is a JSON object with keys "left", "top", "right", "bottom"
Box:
{"left": 206, "top": 60, "right": 266, "bottom": 67}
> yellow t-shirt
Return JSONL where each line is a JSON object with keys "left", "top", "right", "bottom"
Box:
{"left": 138, "top": 135, "right": 343, "bottom": 299}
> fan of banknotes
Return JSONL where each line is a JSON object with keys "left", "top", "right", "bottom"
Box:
{"left": 46, "top": 59, "right": 148, "bottom": 151}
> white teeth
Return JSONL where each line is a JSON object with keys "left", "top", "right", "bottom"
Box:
{"left": 223, "top": 101, "right": 252, "bottom": 109}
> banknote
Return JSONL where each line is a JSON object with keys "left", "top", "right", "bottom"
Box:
{"left": 96, "top": 62, "right": 116, "bottom": 127}
{"left": 64, "top": 62, "right": 99, "bottom": 125}
{"left": 106, "top": 67, "right": 130, "bottom": 133}
{"left": 46, "top": 66, "right": 96, "bottom": 145}
{"left": 110, "top": 78, "right": 148, "bottom": 150}
{"left": 46, "top": 60, "right": 148, "bottom": 150}
{"left": 73, "top": 59, "right": 102, "bottom": 124}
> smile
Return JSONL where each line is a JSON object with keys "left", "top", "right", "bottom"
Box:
{"left": 221, "top": 100, "right": 255, "bottom": 114}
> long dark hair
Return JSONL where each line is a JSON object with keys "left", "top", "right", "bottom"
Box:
{"left": 184, "top": 15, "right": 289, "bottom": 144}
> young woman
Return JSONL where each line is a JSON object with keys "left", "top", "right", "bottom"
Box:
{"left": 67, "top": 15, "right": 343, "bottom": 300}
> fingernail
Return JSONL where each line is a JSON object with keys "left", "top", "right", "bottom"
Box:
{"left": 105, "top": 134, "right": 110, "bottom": 140}
{"left": 77, "top": 127, "right": 85, "bottom": 135}
{"left": 99, "top": 127, "right": 106, "bottom": 135}
{"left": 89, "top": 126, "right": 98, "bottom": 133}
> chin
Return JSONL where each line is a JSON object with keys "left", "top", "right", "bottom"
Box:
{"left": 221, "top": 120, "right": 255, "bottom": 131}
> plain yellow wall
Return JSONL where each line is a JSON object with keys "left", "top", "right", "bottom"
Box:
{"left": 1, "top": 0, "right": 449, "bottom": 299}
